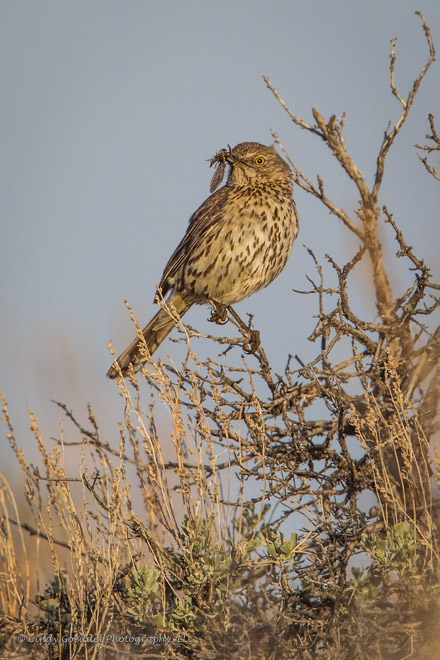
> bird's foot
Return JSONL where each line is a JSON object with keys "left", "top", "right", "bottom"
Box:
{"left": 243, "top": 329, "right": 261, "bottom": 354}
{"left": 208, "top": 302, "right": 229, "bottom": 325}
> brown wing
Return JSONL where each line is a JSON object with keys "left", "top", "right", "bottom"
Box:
{"left": 155, "top": 186, "right": 230, "bottom": 300}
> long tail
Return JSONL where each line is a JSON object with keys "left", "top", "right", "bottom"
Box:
{"left": 107, "top": 293, "right": 191, "bottom": 378}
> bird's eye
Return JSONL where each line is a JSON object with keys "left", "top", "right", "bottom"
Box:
{"left": 255, "top": 156, "right": 265, "bottom": 165}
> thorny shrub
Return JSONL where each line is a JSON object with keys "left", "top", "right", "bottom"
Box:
{"left": 1, "top": 11, "right": 440, "bottom": 660}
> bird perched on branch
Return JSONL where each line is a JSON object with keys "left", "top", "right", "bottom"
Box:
{"left": 107, "top": 141, "right": 298, "bottom": 378}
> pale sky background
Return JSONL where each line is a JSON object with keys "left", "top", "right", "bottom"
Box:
{"left": 1, "top": 1, "right": 439, "bottom": 483}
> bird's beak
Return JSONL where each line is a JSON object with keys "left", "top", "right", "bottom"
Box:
{"left": 226, "top": 153, "right": 241, "bottom": 168}
{"left": 224, "top": 145, "right": 235, "bottom": 165}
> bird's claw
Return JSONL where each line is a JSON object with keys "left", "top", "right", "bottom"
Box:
{"left": 243, "top": 330, "right": 260, "bottom": 353}
{"left": 208, "top": 303, "right": 228, "bottom": 325}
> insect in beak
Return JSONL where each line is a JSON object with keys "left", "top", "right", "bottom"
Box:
{"left": 209, "top": 145, "right": 233, "bottom": 193}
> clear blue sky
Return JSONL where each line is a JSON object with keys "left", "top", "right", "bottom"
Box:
{"left": 1, "top": 1, "right": 439, "bottom": 461}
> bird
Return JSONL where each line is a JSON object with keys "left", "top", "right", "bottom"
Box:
{"left": 107, "top": 141, "right": 299, "bottom": 378}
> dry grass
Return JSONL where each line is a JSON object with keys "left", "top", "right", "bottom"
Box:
{"left": 1, "top": 11, "right": 440, "bottom": 660}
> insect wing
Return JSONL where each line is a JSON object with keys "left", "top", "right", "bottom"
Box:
{"left": 209, "top": 160, "right": 226, "bottom": 193}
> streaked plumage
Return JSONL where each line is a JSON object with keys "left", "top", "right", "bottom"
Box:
{"left": 107, "top": 142, "right": 298, "bottom": 378}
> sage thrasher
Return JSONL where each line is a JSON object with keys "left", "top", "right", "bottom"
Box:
{"left": 107, "top": 141, "right": 299, "bottom": 378}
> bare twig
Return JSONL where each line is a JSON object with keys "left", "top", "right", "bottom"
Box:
{"left": 373, "top": 12, "right": 436, "bottom": 201}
